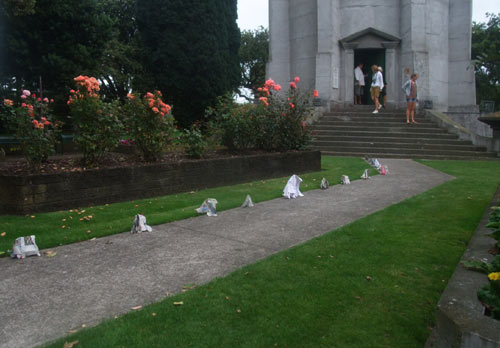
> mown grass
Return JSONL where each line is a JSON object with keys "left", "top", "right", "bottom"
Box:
{"left": 0, "top": 156, "right": 376, "bottom": 254}
{"left": 41, "top": 159, "right": 500, "bottom": 348}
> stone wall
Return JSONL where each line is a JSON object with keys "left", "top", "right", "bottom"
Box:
{"left": 0, "top": 151, "right": 321, "bottom": 215}
{"left": 426, "top": 187, "right": 500, "bottom": 348}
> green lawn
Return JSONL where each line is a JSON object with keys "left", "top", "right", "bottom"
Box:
{"left": 0, "top": 156, "right": 376, "bottom": 255}
{"left": 40, "top": 159, "right": 500, "bottom": 348}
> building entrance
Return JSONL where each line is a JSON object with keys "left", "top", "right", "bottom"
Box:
{"left": 354, "top": 49, "right": 385, "bottom": 105}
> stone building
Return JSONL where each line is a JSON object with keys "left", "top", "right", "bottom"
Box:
{"left": 267, "top": 0, "right": 476, "bottom": 112}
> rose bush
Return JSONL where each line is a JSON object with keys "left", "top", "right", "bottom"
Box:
{"left": 208, "top": 77, "right": 313, "bottom": 152}
{"left": 121, "top": 91, "right": 176, "bottom": 161}
{"left": 68, "top": 76, "right": 122, "bottom": 167}
{"left": 1, "top": 90, "right": 60, "bottom": 171}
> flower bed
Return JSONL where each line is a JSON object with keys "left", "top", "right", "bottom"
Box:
{"left": 0, "top": 150, "right": 321, "bottom": 215}
{"left": 427, "top": 187, "right": 500, "bottom": 347}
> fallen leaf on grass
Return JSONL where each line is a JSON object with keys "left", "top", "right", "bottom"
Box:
{"left": 63, "top": 340, "right": 78, "bottom": 348}
{"left": 61, "top": 225, "right": 66, "bottom": 229}
{"left": 236, "top": 309, "right": 241, "bottom": 313}
{"left": 225, "top": 296, "right": 230, "bottom": 300}
{"left": 131, "top": 305, "right": 142, "bottom": 310}
{"left": 152, "top": 313, "right": 157, "bottom": 317}
{"left": 1, "top": 232, "right": 6, "bottom": 237}
{"left": 366, "top": 276, "right": 372, "bottom": 281}
{"left": 44, "top": 250, "right": 57, "bottom": 257}
{"left": 87, "top": 230, "right": 92, "bottom": 234}
{"left": 182, "top": 284, "right": 196, "bottom": 292}
{"left": 173, "top": 302, "right": 184, "bottom": 306}
{"left": 30, "top": 216, "right": 35, "bottom": 219}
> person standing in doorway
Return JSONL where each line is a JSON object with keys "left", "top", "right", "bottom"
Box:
{"left": 354, "top": 63, "right": 365, "bottom": 105}
{"left": 370, "top": 65, "right": 384, "bottom": 114}
{"left": 402, "top": 73, "right": 419, "bottom": 124}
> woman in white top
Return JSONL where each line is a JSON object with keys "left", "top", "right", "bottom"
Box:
{"left": 370, "top": 65, "right": 384, "bottom": 114}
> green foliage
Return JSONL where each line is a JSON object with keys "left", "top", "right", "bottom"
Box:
{"left": 206, "top": 95, "right": 260, "bottom": 151}
{"left": 68, "top": 76, "right": 122, "bottom": 167}
{"left": 136, "top": 0, "right": 241, "bottom": 127}
{"left": 472, "top": 13, "right": 500, "bottom": 111}
{"left": 1, "top": 92, "right": 60, "bottom": 171}
{"left": 0, "top": 95, "right": 59, "bottom": 170}
{"left": 98, "top": 0, "right": 148, "bottom": 101}
{"left": 121, "top": 91, "right": 176, "bottom": 162}
{"left": 181, "top": 125, "right": 207, "bottom": 159}
{"left": 209, "top": 78, "right": 313, "bottom": 152}
{"left": 0, "top": 0, "right": 115, "bottom": 112}
{"left": 239, "top": 27, "right": 269, "bottom": 100}
{"left": 478, "top": 278, "right": 500, "bottom": 319}
{"left": 463, "top": 255, "right": 500, "bottom": 274}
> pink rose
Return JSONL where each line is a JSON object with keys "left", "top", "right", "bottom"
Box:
{"left": 290, "top": 82, "right": 297, "bottom": 89}
{"left": 43, "top": 97, "right": 49, "bottom": 103}
{"left": 294, "top": 77, "right": 300, "bottom": 83}
{"left": 21, "top": 95, "right": 27, "bottom": 99}
{"left": 22, "top": 90, "right": 31, "bottom": 96}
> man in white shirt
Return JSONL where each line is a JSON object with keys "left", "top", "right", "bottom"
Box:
{"left": 370, "top": 65, "right": 384, "bottom": 114}
{"left": 354, "top": 63, "right": 365, "bottom": 105}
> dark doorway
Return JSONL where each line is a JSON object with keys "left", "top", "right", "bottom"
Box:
{"left": 354, "top": 49, "right": 385, "bottom": 105}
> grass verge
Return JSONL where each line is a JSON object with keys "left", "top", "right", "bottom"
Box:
{"left": 0, "top": 156, "right": 376, "bottom": 255}
{"left": 41, "top": 159, "right": 500, "bottom": 348}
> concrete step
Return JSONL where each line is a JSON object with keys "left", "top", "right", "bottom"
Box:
{"left": 317, "top": 151, "right": 499, "bottom": 161}
{"left": 311, "top": 125, "right": 450, "bottom": 134}
{"left": 316, "top": 120, "right": 436, "bottom": 127}
{"left": 312, "top": 130, "right": 459, "bottom": 139}
{"left": 312, "top": 140, "right": 487, "bottom": 152}
{"left": 324, "top": 111, "right": 413, "bottom": 117}
{"left": 313, "top": 135, "right": 468, "bottom": 145}
{"left": 312, "top": 146, "right": 498, "bottom": 158}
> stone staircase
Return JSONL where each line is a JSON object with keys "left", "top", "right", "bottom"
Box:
{"left": 311, "top": 107, "right": 498, "bottom": 160}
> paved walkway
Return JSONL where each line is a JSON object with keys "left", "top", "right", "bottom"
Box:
{"left": 0, "top": 159, "right": 454, "bottom": 348}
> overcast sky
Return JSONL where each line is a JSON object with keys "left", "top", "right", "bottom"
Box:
{"left": 237, "top": 0, "right": 500, "bottom": 31}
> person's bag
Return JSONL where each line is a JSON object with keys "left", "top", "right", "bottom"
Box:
{"left": 361, "top": 169, "right": 370, "bottom": 180}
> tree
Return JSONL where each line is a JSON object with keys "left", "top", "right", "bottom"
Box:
{"left": 97, "top": 0, "right": 150, "bottom": 101}
{"left": 136, "top": 0, "right": 241, "bottom": 126}
{"left": 472, "top": 13, "right": 500, "bottom": 111}
{"left": 0, "top": 0, "right": 115, "bottom": 109}
{"left": 239, "top": 27, "right": 269, "bottom": 101}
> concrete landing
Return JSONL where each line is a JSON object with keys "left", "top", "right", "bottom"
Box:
{"left": 0, "top": 159, "right": 454, "bottom": 348}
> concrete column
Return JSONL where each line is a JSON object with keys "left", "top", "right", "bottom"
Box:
{"left": 382, "top": 42, "right": 399, "bottom": 106}
{"left": 267, "top": 0, "right": 290, "bottom": 85}
{"left": 341, "top": 42, "right": 357, "bottom": 105}
{"left": 316, "top": 0, "right": 333, "bottom": 101}
{"left": 448, "top": 0, "right": 475, "bottom": 108}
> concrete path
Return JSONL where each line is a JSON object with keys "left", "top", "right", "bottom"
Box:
{"left": 0, "top": 159, "right": 454, "bottom": 348}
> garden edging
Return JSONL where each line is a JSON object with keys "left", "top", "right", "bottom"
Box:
{"left": 0, "top": 150, "right": 321, "bottom": 215}
{"left": 426, "top": 186, "right": 500, "bottom": 348}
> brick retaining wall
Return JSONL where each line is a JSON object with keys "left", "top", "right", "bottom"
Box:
{"left": 0, "top": 151, "right": 321, "bottom": 215}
